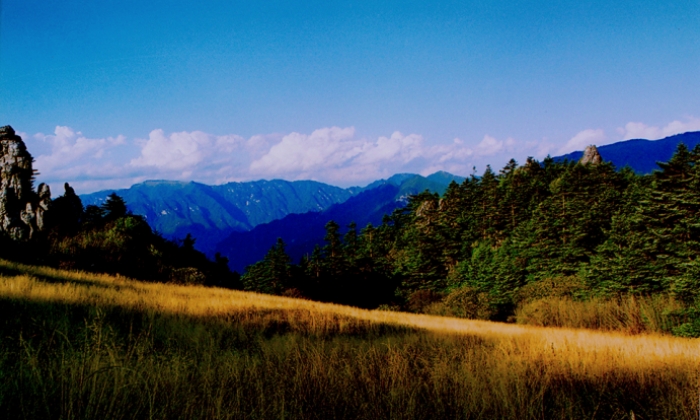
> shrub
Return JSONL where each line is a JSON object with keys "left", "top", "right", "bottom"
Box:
{"left": 425, "top": 287, "right": 495, "bottom": 320}
{"left": 515, "top": 294, "right": 686, "bottom": 334}
{"left": 406, "top": 289, "right": 443, "bottom": 313}
{"left": 170, "top": 267, "right": 207, "bottom": 285}
{"left": 516, "top": 275, "right": 589, "bottom": 303}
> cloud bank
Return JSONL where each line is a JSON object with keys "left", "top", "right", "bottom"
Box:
{"left": 619, "top": 117, "right": 700, "bottom": 141}
{"left": 25, "top": 116, "right": 700, "bottom": 194}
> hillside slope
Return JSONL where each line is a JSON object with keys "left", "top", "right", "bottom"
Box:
{"left": 554, "top": 131, "right": 700, "bottom": 172}
{"left": 0, "top": 259, "right": 696, "bottom": 419}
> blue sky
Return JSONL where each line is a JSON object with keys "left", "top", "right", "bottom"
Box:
{"left": 1, "top": 0, "right": 699, "bottom": 193}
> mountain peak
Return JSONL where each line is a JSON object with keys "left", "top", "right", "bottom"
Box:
{"left": 426, "top": 171, "right": 466, "bottom": 184}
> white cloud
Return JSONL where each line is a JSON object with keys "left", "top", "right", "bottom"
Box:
{"left": 27, "top": 125, "right": 548, "bottom": 193}
{"left": 131, "top": 129, "right": 235, "bottom": 171}
{"left": 30, "top": 126, "right": 128, "bottom": 194}
{"left": 557, "top": 129, "right": 607, "bottom": 155}
{"left": 33, "top": 126, "right": 126, "bottom": 171}
{"left": 249, "top": 128, "right": 438, "bottom": 184}
{"left": 619, "top": 117, "right": 700, "bottom": 140}
{"left": 250, "top": 127, "right": 360, "bottom": 176}
{"left": 30, "top": 117, "right": 700, "bottom": 195}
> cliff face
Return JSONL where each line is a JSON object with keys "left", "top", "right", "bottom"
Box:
{"left": 0, "top": 125, "right": 51, "bottom": 240}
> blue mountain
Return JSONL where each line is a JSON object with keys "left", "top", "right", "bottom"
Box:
{"left": 554, "top": 131, "right": 700, "bottom": 172}
{"left": 216, "top": 173, "right": 464, "bottom": 272}
{"left": 80, "top": 179, "right": 356, "bottom": 254}
{"left": 80, "top": 172, "right": 464, "bottom": 263}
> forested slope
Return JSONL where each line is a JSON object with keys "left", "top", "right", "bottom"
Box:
{"left": 240, "top": 145, "right": 700, "bottom": 336}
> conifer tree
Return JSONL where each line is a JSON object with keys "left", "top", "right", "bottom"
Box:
{"left": 101, "top": 193, "right": 128, "bottom": 221}
{"left": 241, "top": 237, "right": 291, "bottom": 294}
{"left": 322, "top": 220, "right": 344, "bottom": 279}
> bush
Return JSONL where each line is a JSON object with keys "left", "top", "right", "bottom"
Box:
{"left": 170, "top": 267, "right": 206, "bottom": 285}
{"left": 425, "top": 287, "right": 495, "bottom": 320}
{"left": 516, "top": 275, "right": 589, "bottom": 303}
{"left": 515, "top": 294, "right": 686, "bottom": 334}
{"left": 406, "top": 289, "right": 443, "bottom": 313}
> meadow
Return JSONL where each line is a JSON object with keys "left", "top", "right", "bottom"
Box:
{"left": 0, "top": 259, "right": 697, "bottom": 419}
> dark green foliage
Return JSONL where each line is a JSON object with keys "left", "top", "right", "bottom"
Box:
{"left": 101, "top": 192, "right": 128, "bottom": 221}
{"left": 82, "top": 204, "right": 104, "bottom": 226}
{"left": 239, "top": 144, "right": 700, "bottom": 335}
{"left": 48, "top": 183, "right": 84, "bottom": 234}
{"left": 241, "top": 238, "right": 292, "bottom": 294}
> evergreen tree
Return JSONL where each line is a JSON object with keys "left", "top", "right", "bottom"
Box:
{"left": 241, "top": 238, "right": 291, "bottom": 294}
{"left": 82, "top": 205, "right": 104, "bottom": 226}
{"left": 584, "top": 181, "right": 662, "bottom": 294}
{"left": 101, "top": 193, "right": 128, "bottom": 221}
{"left": 322, "top": 220, "right": 344, "bottom": 279}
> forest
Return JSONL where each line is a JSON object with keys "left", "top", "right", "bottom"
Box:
{"left": 240, "top": 144, "right": 700, "bottom": 336}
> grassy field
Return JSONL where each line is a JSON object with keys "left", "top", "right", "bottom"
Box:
{"left": 0, "top": 259, "right": 698, "bottom": 419}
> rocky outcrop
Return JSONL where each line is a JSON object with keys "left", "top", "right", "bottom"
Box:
{"left": 0, "top": 125, "right": 51, "bottom": 240}
{"left": 579, "top": 145, "right": 602, "bottom": 166}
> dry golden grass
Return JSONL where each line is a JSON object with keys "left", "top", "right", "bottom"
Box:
{"left": 1, "top": 259, "right": 697, "bottom": 370}
{"left": 516, "top": 294, "right": 687, "bottom": 333}
{"left": 0, "top": 258, "right": 698, "bottom": 419}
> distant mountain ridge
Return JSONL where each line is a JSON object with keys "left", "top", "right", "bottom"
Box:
{"left": 80, "top": 179, "right": 356, "bottom": 254}
{"left": 216, "top": 173, "right": 465, "bottom": 272}
{"left": 80, "top": 172, "right": 465, "bottom": 262}
{"left": 554, "top": 131, "right": 700, "bottom": 172}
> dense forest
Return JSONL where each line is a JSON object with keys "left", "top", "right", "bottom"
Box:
{"left": 241, "top": 144, "right": 700, "bottom": 336}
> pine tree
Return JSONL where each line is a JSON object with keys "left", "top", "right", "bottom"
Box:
{"left": 343, "top": 222, "right": 359, "bottom": 266}
{"left": 395, "top": 191, "right": 449, "bottom": 294}
{"left": 525, "top": 161, "right": 625, "bottom": 280}
{"left": 241, "top": 238, "right": 291, "bottom": 294}
{"left": 322, "top": 220, "right": 344, "bottom": 278}
{"left": 101, "top": 193, "right": 128, "bottom": 221}
{"left": 648, "top": 143, "right": 700, "bottom": 291}
{"left": 584, "top": 181, "right": 662, "bottom": 294}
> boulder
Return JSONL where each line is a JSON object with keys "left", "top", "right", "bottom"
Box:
{"left": 579, "top": 145, "right": 602, "bottom": 166}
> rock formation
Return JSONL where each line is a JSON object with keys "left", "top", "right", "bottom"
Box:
{"left": 579, "top": 145, "right": 602, "bottom": 166}
{"left": 0, "top": 125, "right": 51, "bottom": 240}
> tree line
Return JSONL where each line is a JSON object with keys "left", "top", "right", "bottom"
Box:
{"left": 241, "top": 144, "right": 700, "bottom": 332}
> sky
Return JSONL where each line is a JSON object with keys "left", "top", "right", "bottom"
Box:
{"left": 1, "top": 0, "right": 699, "bottom": 194}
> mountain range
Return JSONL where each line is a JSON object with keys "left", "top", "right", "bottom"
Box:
{"left": 81, "top": 131, "right": 700, "bottom": 272}
{"left": 81, "top": 179, "right": 358, "bottom": 254}
{"left": 81, "top": 172, "right": 464, "bottom": 269}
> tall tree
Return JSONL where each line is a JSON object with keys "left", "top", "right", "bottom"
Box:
{"left": 101, "top": 193, "right": 128, "bottom": 221}
{"left": 241, "top": 238, "right": 291, "bottom": 294}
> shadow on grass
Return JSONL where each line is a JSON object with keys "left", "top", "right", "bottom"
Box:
{"left": 0, "top": 294, "right": 696, "bottom": 420}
